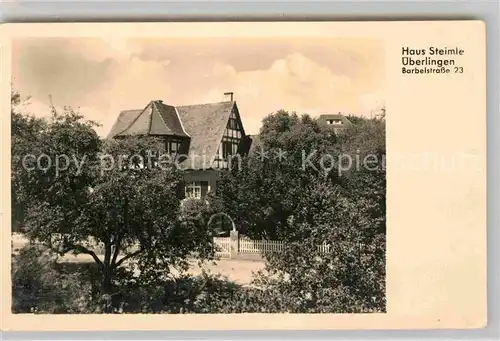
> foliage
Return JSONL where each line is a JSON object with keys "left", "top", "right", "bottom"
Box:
{"left": 11, "top": 92, "right": 47, "bottom": 232}
{"left": 114, "top": 271, "right": 239, "bottom": 313}
{"left": 250, "top": 179, "right": 386, "bottom": 313}
{"left": 11, "top": 245, "right": 95, "bottom": 313}
{"left": 213, "top": 109, "right": 387, "bottom": 313}
{"left": 337, "top": 115, "right": 386, "bottom": 158}
{"left": 12, "top": 92, "right": 386, "bottom": 314}
{"left": 214, "top": 110, "right": 386, "bottom": 240}
{"left": 12, "top": 97, "right": 215, "bottom": 305}
{"left": 11, "top": 92, "right": 101, "bottom": 232}
{"left": 336, "top": 115, "right": 386, "bottom": 233}
{"left": 214, "top": 110, "right": 341, "bottom": 239}
{"left": 22, "top": 137, "right": 215, "bottom": 298}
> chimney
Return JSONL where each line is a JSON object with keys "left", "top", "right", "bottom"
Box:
{"left": 224, "top": 92, "right": 234, "bottom": 101}
{"left": 157, "top": 100, "right": 163, "bottom": 104}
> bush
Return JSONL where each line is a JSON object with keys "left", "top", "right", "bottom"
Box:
{"left": 251, "top": 237, "right": 386, "bottom": 313}
{"left": 13, "top": 242, "right": 382, "bottom": 314}
{"left": 115, "top": 271, "right": 241, "bottom": 313}
{"left": 246, "top": 179, "right": 386, "bottom": 314}
{"left": 11, "top": 245, "right": 273, "bottom": 314}
{"left": 11, "top": 244, "right": 96, "bottom": 313}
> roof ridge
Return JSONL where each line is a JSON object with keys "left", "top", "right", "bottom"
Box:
{"left": 175, "top": 100, "right": 233, "bottom": 108}
{"left": 115, "top": 104, "right": 150, "bottom": 136}
{"left": 174, "top": 106, "right": 190, "bottom": 137}
{"left": 151, "top": 101, "right": 169, "bottom": 135}
{"left": 149, "top": 101, "right": 156, "bottom": 133}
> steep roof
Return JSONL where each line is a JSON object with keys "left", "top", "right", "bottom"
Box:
{"left": 107, "top": 109, "right": 143, "bottom": 139}
{"left": 107, "top": 100, "right": 237, "bottom": 170}
{"left": 107, "top": 101, "right": 189, "bottom": 139}
{"left": 176, "top": 101, "right": 235, "bottom": 170}
{"left": 151, "top": 101, "right": 189, "bottom": 137}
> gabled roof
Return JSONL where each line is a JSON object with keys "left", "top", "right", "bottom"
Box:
{"left": 107, "top": 100, "right": 189, "bottom": 139}
{"left": 107, "top": 109, "right": 143, "bottom": 139}
{"left": 107, "top": 100, "right": 238, "bottom": 170}
{"left": 151, "top": 101, "right": 189, "bottom": 137}
{"left": 176, "top": 101, "right": 235, "bottom": 170}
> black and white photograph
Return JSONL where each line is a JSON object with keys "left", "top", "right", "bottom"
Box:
{"left": 0, "top": 18, "right": 489, "bottom": 333}
{"left": 10, "top": 34, "right": 387, "bottom": 315}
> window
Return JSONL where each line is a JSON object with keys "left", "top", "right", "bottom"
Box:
{"left": 327, "top": 119, "right": 342, "bottom": 125}
{"left": 185, "top": 181, "right": 209, "bottom": 199}
{"left": 222, "top": 140, "right": 239, "bottom": 159}
{"left": 213, "top": 109, "right": 246, "bottom": 168}
{"left": 165, "top": 138, "right": 182, "bottom": 155}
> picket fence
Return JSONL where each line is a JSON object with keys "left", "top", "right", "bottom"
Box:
{"left": 213, "top": 237, "right": 231, "bottom": 258}
{"left": 213, "top": 236, "right": 331, "bottom": 259}
{"left": 12, "top": 233, "right": 331, "bottom": 260}
{"left": 239, "top": 238, "right": 285, "bottom": 253}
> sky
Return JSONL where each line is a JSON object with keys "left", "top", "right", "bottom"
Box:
{"left": 12, "top": 37, "right": 385, "bottom": 136}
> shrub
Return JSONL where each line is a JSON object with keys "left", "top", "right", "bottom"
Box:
{"left": 11, "top": 244, "right": 96, "bottom": 313}
{"left": 246, "top": 179, "right": 386, "bottom": 314}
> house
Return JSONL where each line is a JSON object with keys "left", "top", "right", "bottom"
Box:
{"left": 317, "top": 113, "right": 353, "bottom": 134}
{"left": 107, "top": 93, "right": 252, "bottom": 199}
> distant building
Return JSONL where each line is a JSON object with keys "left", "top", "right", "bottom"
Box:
{"left": 317, "top": 113, "right": 353, "bottom": 134}
{"left": 107, "top": 92, "right": 252, "bottom": 199}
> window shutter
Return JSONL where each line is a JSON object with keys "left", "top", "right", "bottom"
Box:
{"left": 200, "top": 181, "right": 209, "bottom": 198}
{"left": 177, "top": 181, "right": 186, "bottom": 199}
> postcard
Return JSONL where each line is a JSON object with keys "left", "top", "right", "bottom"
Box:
{"left": 0, "top": 21, "right": 486, "bottom": 331}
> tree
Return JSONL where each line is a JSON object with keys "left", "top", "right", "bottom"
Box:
{"left": 337, "top": 114, "right": 385, "bottom": 157}
{"left": 14, "top": 106, "right": 215, "bottom": 309}
{"left": 11, "top": 91, "right": 48, "bottom": 231}
{"left": 251, "top": 178, "right": 386, "bottom": 313}
{"left": 11, "top": 97, "right": 102, "bottom": 233}
{"left": 213, "top": 109, "right": 387, "bottom": 313}
{"left": 345, "top": 114, "right": 366, "bottom": 125}
{"left": 336, "top": 115, "right": 386, "bottom": 234}
{"left": 214, "top": 110, "right": 342, "bottom": 239}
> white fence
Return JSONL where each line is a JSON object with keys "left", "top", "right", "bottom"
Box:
{"left": 239, "top": 238, "right": 286, "bottom": 253}
{"left": 214, "top": 235, "right": 331, "bottom": 259}
{"left": 213, "top": 237, "right": 231, "bottom": 258}
{"left": 12, "top": 233, "right": 331, "bottom": 260}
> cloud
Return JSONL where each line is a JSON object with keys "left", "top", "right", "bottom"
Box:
{"left": 359, "top": 90, "right": 386, "bottom": 113}
{"left": 12, "top": 39, "right": 117, "bottom": 107}
{"left": 198, "top": 53, "right": 373, "bottom": 133}
{"left": 13, "top": 37, "right": 384, "bottom": 137}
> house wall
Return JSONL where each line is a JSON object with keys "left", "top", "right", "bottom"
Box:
{"left": 183, "top": 169, "right": 219, "bottom": 195}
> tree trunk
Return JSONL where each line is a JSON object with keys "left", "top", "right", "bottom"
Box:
{"left": 102, "top": 266, "right": 112, "bottom": 293}
{"left": 102, "top": 242, "right": 114, "bottom": 313}
{"left": 101, "top": 265, "right": 113, "bottom": 313}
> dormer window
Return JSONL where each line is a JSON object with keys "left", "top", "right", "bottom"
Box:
{"left": 165, "top": 138, "right": 182, "bottom": 155}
